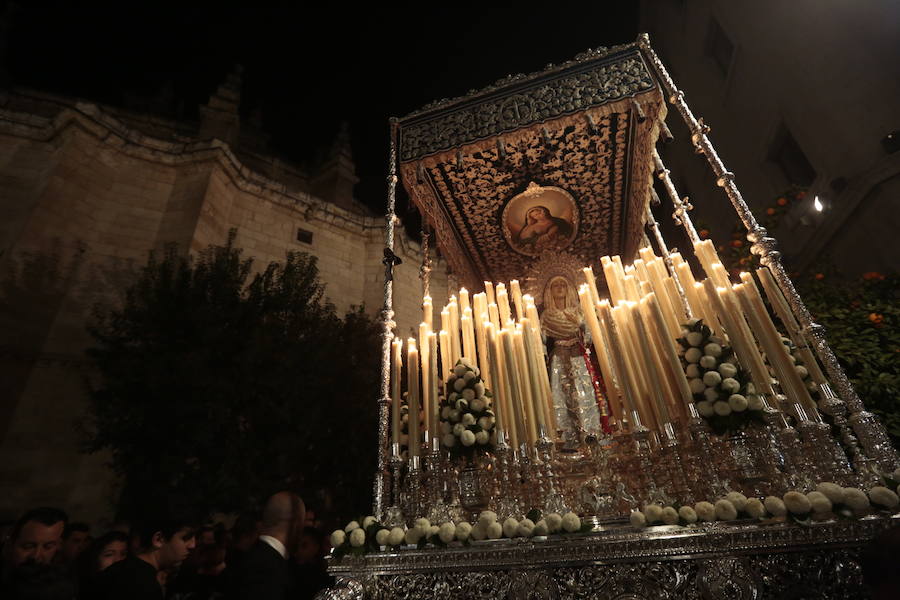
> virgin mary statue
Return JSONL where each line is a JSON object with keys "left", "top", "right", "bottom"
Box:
{"left": 540, "top": 276, "right": 607, "bottom": 447}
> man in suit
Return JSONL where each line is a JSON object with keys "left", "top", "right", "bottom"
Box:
{"left": 227, "top": 491, "right": 305, "bottom": 600}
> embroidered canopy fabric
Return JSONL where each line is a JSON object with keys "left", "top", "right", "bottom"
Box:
{"left": 396, "top": 42, "right": 666, "bottom": 289}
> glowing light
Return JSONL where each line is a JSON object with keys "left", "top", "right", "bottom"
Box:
{"left": 813, "top": 196, "right": 824, "bottom": 212}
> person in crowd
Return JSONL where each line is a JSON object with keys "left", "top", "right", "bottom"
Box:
{"left": 223, "top": 512, "right": 258, "bottom": 580}
{"left": 291, "top": 527, "right": 333, "bottom": 600}
{"left": 96, "top": 511, "right": 195, "bottom": 600}
{"left": 226, "top": 491, "right": 304, "bottom": 600}
{"left": 4, "top": 561, "right": 78, "bottom": 600}
{"left": 195, "top": 526, "right": 216, "bottom": 548}
{"left": 61, "top": 523, "right": 91, "bottom": 564}
{"left": 2, "top": 507, "right": 68, "bottom": 569}
{"left": 75, "top": 531, "right": 129, "bottom": 598}
{"left": 168, "top": 541, "right": 227, "bottom": 600}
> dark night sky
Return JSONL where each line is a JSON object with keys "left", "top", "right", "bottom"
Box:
{"left": 5, "top": 1, "right": 639, "bottom": 217}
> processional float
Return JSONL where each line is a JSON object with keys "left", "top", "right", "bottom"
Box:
{"left": 322, "top": 34, "right": 900, "bottom": 600}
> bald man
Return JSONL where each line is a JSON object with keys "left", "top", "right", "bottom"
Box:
{"left": 226, "top": 491, "right": 305, "bottom": 600}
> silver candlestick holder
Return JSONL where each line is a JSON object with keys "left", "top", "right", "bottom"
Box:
{"left": 424, "top": 435, "right": 450, "bottom": 524}
{"left": 404, "top": 454, "right": 424, "bottom": 521}
{"left": 494, "top": 431, "right": 522, "bottom": 521}
{"left": 658, "top": 422, "right": 693, "bottom": 504}
{"left": 537, "top": 427, "right": 568, "bottom": 515}
{"left": 383, "top": 444, "right": 406, "bottom": 528}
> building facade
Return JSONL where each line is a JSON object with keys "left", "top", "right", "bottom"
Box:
{"left": 0, "top": 72, "right": 446, "bottom": 524}
{"left": 640, "top": 0, "right": 900, "bottom": 276}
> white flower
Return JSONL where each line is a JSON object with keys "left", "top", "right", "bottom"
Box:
{"left": 463, "top": 371, "right": 476, "bottom": 382}
{"left": 517, "top": 519, "right": 535, "bottom": 537}
{"left": 685, "top": 347, "right": 702, "bottom": 363}
{"left": 696, "top": 401, "right": 715, "bottom": 417}
{"left": 440, "top": 406, "right": 451, "bottom": 419}
{"left": 702, "top": 370, "right": 722, "bottom": 387}
{"left": 718, "top": 362, "right": 737, "bottom": 379}
{"left": 414, "top": 518, "right": 431, "bottom": 534}
{"left": 455, "top": 522, "right": 472, "bottom": 541}
{"left": 689, "top": 378, "right": 706, "bottom": 395}
{"left": 462, "top": 413, "right": 476, "bottom": 426}
{"left": 545, "top": 513, "right": 563, "bottom": 533}
{"left": 461, "top": 430, "right": 476, "bottom": 446}
{"left": 344, "top": 520, "right": 360, "bottom": 533}
{"left": 714, "top": 499, "right": 737, "bottom": 520}
{"left": 704, "top": 388, "right": 721, "bottom": 403}
{"left": 704, "top": 342, "right": 723, "bottom": 357}
{"left": 453, "top": 364, "right": 468, "bottom": 377}
{"left": 843, "top": 487, "right": 870, "bottom": 512}
{"left": 404, "top": 528, "right": 422, "bottom": 545}
{"left": 721, "top": 378, "right": 740, "bottom": 394}
{"left": 502, "top": 517, "right": 519, "bottom": 538}
{"left": 783, "top": 491, "right": 811, "bottom": 515}
{"left": 474, "top": 382, "right": 485, "bottom": 396}
{"left": 807, "top": 491, "right": 832, "bottom": 514}
{"left": 375, "top": 528, "right": 390, "bottom": 546}
{"left": 362, "top": 516, "right": 376, "bottom": 529}
{"left": 686, "top": 332, "right": 704, "bottom": 347}
{"left": 661, "top": 507, "right": 679, "bottom": 525}
{"left": 795, "top": 365, "right": 808, "bottom": 379}
{"left": 330, "top": 530, "right": 346, "bottom": 547}
{"left": 453, "top": 378, "right": 466, "bottom": 392}
{"left": 678, "top": 506, "right": 698, "bottom": 524}
{"left": 533, "top": 519, "right": 549, "bottom": 536}
{"left": 470, "top": 524, "right": 486, "bottom": 541}
{"left": 459, "top": 357, "right": 474, "bottom": 368}
{"left": 686, "top": 364, "right": 700, "bottom": 379}
{"left": 439, "top": 522, "right": 456, "bottom": 544}
{"left": 747, "top": 395, "right": 764, "bottom": 411}
{"left": 475, "top": 431, "right": 489, "bottom": 445}
{"left": 630, "top": 511, "right": 647, "bottom": 528}
{"left": 728, "top": 394, "right": 748, "bottom": 412}
{"left": 440, "top": 422, "right": 452, "bottom": 435}
{"left": 452, "top": 423, "right": 465, "bottom": 436}
{"left": 442, "top": 434, "right": 456, "bottom": 447}
{"left": 486, "top": 522, "right": 503, "bottom": 539}
{"left": 713, "top": 401, "right": 732, "bottom": 416}
{"left": 462, "top": 388, "right": 475, "bottom": 401}
{"left": 470, "top": 398, "right": 485, "bottom": 412}
{"left": 868, "top": 486, "right": 900, "bottom": 509}
{"left": 455, "top": 399, "right": 469, "bottom": 411}
{"left": 349, "top": 528, "right": 366, "bottom": 547}
{"left": 764, "top": 496, "right": 787, "bottom": 517}
{"left": 477, "top": 416, "right": 495, "bottom": 430}
{"left": 700, "top": 355, "right": 718, "bottom": 370}
{"left": 695, "top": 501, "right": 716, "bottom": 521}
{"left": 449, "top": 409, "right": 461, "bottom": 422}
{"left": 816, "top": 482, "right": 846, "bottom": 505}
{"left": 725, "top": 492, "right": 748, "bottom": 512}
{"left": 745, "top": 382, "right": 756, "bottom": 394}
{"left": 477, "top": 511, "right": 498, "bottom": 526}
{"left": 745, "top": 498, "right": 766, "bottom": 518}
{"left": 387, "top": 527, "right": 405, "bottom": 546}
{"left": 562, "top": 512, "right": 581, "bottom": 533}
{"left": 643, "top": 504, "right": 663, "bottom": 523}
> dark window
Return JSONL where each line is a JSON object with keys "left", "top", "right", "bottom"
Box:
{"left": 296, "top": 228, "right": 313, "bottom": 244}
{"left": 706, "top": 18, "right": 734, "bottom": 76}
{"left": 769, "top": 125, "right": 817, "bottom": 186}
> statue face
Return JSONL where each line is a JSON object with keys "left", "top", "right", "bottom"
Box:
{"left": 551, "top": 279, "right": 568, "bottom": 298}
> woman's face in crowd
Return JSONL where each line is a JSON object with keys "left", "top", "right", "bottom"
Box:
{"left": 97, "top": 540, "right": 128, "bottom": 571}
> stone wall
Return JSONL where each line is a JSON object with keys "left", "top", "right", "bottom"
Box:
{"left": 0, "top": 93, "right": 446, "bottom": 524}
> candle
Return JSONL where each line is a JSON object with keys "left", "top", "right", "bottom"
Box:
{"left": 428, "top": 331, "right": 439, "bottom": 435}
{"left": 422, "top": 295, "right": 433, "bottom": 330}
{"left": 391, "top": 338, "right": 403, "bottom": 451}
{"left": 439, "top": 330, "right": 451, "bottom": 386}
{"left": 488, "top": 302, "right": 501, "bottom": 332}
{"left": 473, "top": 294, "right": 490, "bottom": 389}
{"left": 459, "top": 287, "right": 470, "bottom": 315}
{"left": 484, "top": 281, "right": 496, "bottom": 306}
{"left": 583, "top": 266, "right": 601, "bottom": 306}
{"left": 664, "top": 276, "right": 688, "bottom": 326}
{"left": 513, "top": 328, "right": 539, "bottom": 445}
{"left": 638, "top": 246, "right": 657, "bottom": 263}
{"left": 418, "top": 323, "right": 431, "bottom": 434}
{"left": 510, "top": 280, "right": 525, "bottom": 321}
{"left": 642, "top": 293, "right": 694, "bottom": 413}
{"left": 519, "top": 319, "right": 547, "bottom": 434}
{"left": 448, "top": 297, "right": 460, "bottom": 366}
{"left": 623, "top": 275, "right": 641, "bottom": 302}
{"left": 598, "top": 300, "right": 639, "bottom": 420}
{"left": 407, "top": 338, "right": 421, "bottom": 457}
{"left": 461, "top": 308, "right": 476, "bottom": 364}
{"left": 483, "top": 323, "right": 505, "bottom": 439}
{"left": 735, "top": 278, "right": 818, "bottom": 414}
{"left": 612, "top": 302, "right": 658, "bottom": 430}
{"left": 601, "top": 256, "right": 626, "bottom": 305}
{"left": 500, "top": 329, "right": 527, "bottom": 448}
{"left": 579, "top": 285, "right": 622, "bottom": 423}
{"left": 496, "top": 284, "right": 512, "bottom": 325}
{"left": 629, "top": 302, "right": 672, "bottom": 425}
{"left": 756, "top": 268, "right": 828, "bottom": 385}
{"left": 489, "top": 324, "right": 516, "bottom": 448}
{"left": 694, "top": 282, "right": 724, "bottom": 338}
{"left": 523, "top": 297, "right": 557, "bottom": 433}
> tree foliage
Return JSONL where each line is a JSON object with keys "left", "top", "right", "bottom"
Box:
{"left": 83, "top": 231, "right": 380, "bottom": 520}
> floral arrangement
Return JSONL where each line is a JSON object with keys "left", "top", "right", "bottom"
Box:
{"left": 329, "top": 510, "right": 587, "bottom": 558}
{"left": 439, "top": 358, "right": 496, "bottom": 456}
{"left": 677, "top": 319, "right": 764, "bottom": 435}
{"left": 629, "top": 475, "right": 900, "bottom": 529}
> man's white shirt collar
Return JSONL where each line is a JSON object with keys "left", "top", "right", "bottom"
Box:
{"left": 259, "top": 535, "right": 287, "bottom": 559}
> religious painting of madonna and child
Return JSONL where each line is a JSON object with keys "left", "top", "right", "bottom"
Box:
{"left": 501, "top": 183, "right": 579, "bottom": 256}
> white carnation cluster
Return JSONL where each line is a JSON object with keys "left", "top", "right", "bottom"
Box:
{"left": 677, "top": 319, "right": 762, "bottom": 430}
{"left": 439, "top": 358, "right": 496, "bottom": 452}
